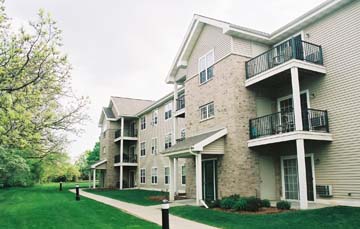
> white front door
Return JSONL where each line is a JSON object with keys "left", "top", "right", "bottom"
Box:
{"left": 259, "top": 155, "right": 276, "bottom": 200}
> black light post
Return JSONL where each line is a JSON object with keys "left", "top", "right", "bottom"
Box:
{"left": 59, "top": 181, "right": 62, "bottom": 191}
{"left": 75, "top": 184, "right": 80, "bottom": 201}
{"left": 161, "top": 199, "right": 169, "bottom": 229}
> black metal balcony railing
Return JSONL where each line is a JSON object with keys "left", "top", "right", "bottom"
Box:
{"left": 249, "top": 108, "right": 329, "bottom": 139}
{"left": 245, "top": 38, "right": 323, "bottom": 79}
{"left": 114, "top": 128, "right": 138, "bottom": 139}
{"left": 176, "top": 95, "right": 185, "bottom": 111}
{"left": 114, "top": 154, "right": 137, "bottom": 163}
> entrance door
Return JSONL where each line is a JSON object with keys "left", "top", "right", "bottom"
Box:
{"left": 282, "top": 155, "right": 315, "bottom": 201}
{"left": 129, "top": 171, "right": 135, "bottom": 188}
{"left": 259, "top": 155, "right": 276, "bottom": 200}
{"left": 202, "top": 160, "right": 217, "bottom": 201}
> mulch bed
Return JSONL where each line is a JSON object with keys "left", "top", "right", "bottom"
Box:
{"left": 148, "top": 196, "right": 168, "bottom": 201}
{"left": 212, "top": 207, "right": 294, "bottom": 215}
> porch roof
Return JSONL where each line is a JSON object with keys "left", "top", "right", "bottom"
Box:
{"left": 162, "top": 128, "right": 227, "bottom": 157}
{"left": 90, "top": 159, "right": 107, "bottom": 169}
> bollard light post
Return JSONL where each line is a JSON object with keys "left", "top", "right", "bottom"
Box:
{"left": 75, "top": 184, "right": 80, "bottom": 201}
{"left": 59, "top": 181, "right": 62, "bottom": 191}
{"left": 161, "top": 199, "right": 169, "bottom": 229}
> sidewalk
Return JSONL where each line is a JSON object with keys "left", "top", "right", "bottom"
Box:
{"left": 70, "top": 189, "right": 217, "bottom": 229}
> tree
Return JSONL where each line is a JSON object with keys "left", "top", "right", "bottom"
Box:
{"left": 75, "top": 142, "right": 100, "bottom": 179}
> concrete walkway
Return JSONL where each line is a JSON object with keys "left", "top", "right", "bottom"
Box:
{"left": 70, "top": 189, "right": 217, "bottom": 229}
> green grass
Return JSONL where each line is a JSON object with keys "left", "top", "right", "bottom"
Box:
{"left": 86, "top": 189, "right": 168, "bottom": 206}
{"left": 0, "top": 183, "right": 159, "bottom": 229}
{"left": 170, "top": 205, "right": 360, "bottom": 229}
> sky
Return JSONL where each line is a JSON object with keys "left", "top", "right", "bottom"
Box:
{"left": 5, "top": 0, "right": 326, "bottom": 162}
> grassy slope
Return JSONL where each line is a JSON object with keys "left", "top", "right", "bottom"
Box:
{"left": 171, "top": 205, "right": 360, "bottom": 229}
{"left": 0, "top": 183, "right": 159, "bottom": 229}
{"left": 86, "top": 189, "right": 168, "bottom": 206}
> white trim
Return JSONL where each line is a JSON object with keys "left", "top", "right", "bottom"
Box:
{"left": 90, "top": 159, "right": 107, "bottom": 169}
{"left": 164, "top": 166, "right": 170, "bottom": 185}
{"left": 140, "top": 141, "right": 146, "bottom": 157}
{"left": 198, "top": 49, "right": 215, "bottom": 85}
{"left": 199, "top": 102, "right": 215, "bottom": 121}
{"left": 280, "top": 153, "right": 316, "bottom": 202}
{"left": 248, "top": 131, "right": 332, "bottom": 147}
{"left": 193, "top": 128, "right": 227, "bottom": 151}
{"left": 151, "top": 109, "right": 158, "bottom": 126}
{"left": 151, "top": 137, "right": 158, "bottom": 155}
{"left": 244, "top": 59, "right": 326, "bottom": 87}
{"left": 181, "top": 165, "right": 186, "bottom": 186}
{"left": 164, "top": 132, "right": 173, "bottom": 150}
{"left": 151, "top": 167, "right": 158, "bottom": 185}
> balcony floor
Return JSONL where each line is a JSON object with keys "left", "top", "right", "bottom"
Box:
{"left": 248, "top": 130, "right": 332, "bottom": 147}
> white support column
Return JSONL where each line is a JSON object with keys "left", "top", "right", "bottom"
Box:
{"left": 93, "top": 169, "right": 96, "bottom": 189}
{"left": 296, "top": 139, "right": 308, "bottom": 209}
{"left": 173, "top": 83, "right": 178, "bottom": 144}
{"left": 174, "top": 158, "right": 178, "bottom": 195}
{"left": 291, "top": 67, "right": 303, "bottom": 131}
{"left": 120, "top": 117, "right": 124, "bottom": 190}
{"left": 195, "top": 153, "right": 203, "bottom": 205}
{"left": 169, "top": 157, "right": 175, "bottom": 201}
{"left": 88, "top": 170, "right": 91, "bottom": 188}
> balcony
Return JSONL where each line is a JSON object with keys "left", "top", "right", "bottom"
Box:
{"left": 248, "top": 109, "right": 332, "bottom": 147}
{"left": 114, "top": 154, "right": 137, "bottom": 164}
{"left": 245, "top": 39, "right": 325, "bottom": 87}
{"left": 114, "top": 128, "right": 138, "bottom": 142}
{"left": 175, "top": 95, "right": 185, "bottom": 117}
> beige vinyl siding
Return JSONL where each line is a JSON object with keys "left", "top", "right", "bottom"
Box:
{"left": 300, "top": 0, "right": 360, "bottom": 199}
{"left": 203, "top": 138, "right": 225, "bottom": 153}
{"left": 138, "top": 98, "right": 186, "bottom": 191}
{"left": 232, "top": 37, "right": 269, "bottom": 58}
{"left": 187, "top": 25, "right": 232, "bottom": 78}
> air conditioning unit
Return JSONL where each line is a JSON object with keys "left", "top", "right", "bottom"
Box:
{"left": 316, "top": 185, "right": 333, "bottom": 197}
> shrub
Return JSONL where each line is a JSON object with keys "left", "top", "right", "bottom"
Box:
{"left": 207, "top": 199, "right": 220, "bottom": 208}
{"left": 228, "top": 194, "right": 240, "bottom": 201}
{"left": 276, "top": 200, "right": 291, "bottom": 210}
{"left": 220, "top": 197, "right": 237, "bottom": 209}
{"left": 232, "top": 198, "right": 247, "bottom": 211}
{"left": 261, "top": 199, "right": 271, "bottom": 208}
{"left": 244, "top": 196, "right": 262, "bottom": 212}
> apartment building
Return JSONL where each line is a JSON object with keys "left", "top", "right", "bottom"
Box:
{"left": 92, "top": 0, "right": 360, "bottom": 209}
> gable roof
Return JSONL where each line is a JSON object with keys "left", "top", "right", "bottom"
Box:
{"left": 110, "top": 96, "right": 155, "bottom": 117}
{"left": 166, "top": 0, "right": 353, "bottom": 83}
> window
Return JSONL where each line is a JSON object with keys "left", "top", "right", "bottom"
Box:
{"left": 151, "top": 138, "right": 158, "bottom": 155}
{"left": 152, "top": 109, "right": 158, "bottom": 126}
{"left": 151, "top": 167, "right": 158, "bottom": 184}
{"left": 200, "top": 102, "right": 215, "bottom": 120}
{"left": 199, "top": 50, "right": 214, "bottom": 84}
{"left": 140, "top": 169, "right": 146, "bottom": 184}
{"left": 165, "top": 102, "right": 172, "bottom": 120}
{"left": 140, "top": 142, "right": 146, "bottom": 156}
{"left": 181, "top": 165, "right": 186, "bottom": 185}
{"left": 140, "top": 116, "right": 146, "bottom": 130}
{"left": 164, "top": 167, "right": 170, "bottom": 185}
{"left": 180, "top": 129, "right": 186, "bottom": 139}
{"left": 165, "top": 133, "right": 172, "bottom": 149}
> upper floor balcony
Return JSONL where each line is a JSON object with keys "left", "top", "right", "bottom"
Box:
{"left": 114, "top": 154, "right": 138, "bottom": 165}
{"left": 248, "top": 108, "right": 332, "bottom": 147}
{"left": 245, "top": 38, "right": 326, "bottom": 87}
{"left": 114, "top": 128, "right": 138, "bottom": 142}
{"left": 175, "top": 94, "right": 185, "bottom": 118}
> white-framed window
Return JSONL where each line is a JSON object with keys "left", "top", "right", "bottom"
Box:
{"left": 140, "top": 168, "right": 146, "bottom": 184}
{"left": 151, "top": 138, "right": 158, "bottom": 155}
{"left": 165, "top": 102, "right": 173, "bottom": 120}
{"left": 140, "top": 141, "right": 146, "bottom": 156}
{"left": 199, "top": 50, "right": 215, "bottom": 84}
{"left": 102, "top": 147, "right": 106, "bottom": 157}
{"left": 180, "top": 129, "right": 186, "bottom": 139}
{"left": 164, "top": 167, "right": 170, "bottom": 185}
{"left": 151, "top": 167, "right": 158, "bottom": 184}
{"left": 200, "top": 102, "right": 215, "bottom": 120}
{"left": 152, "top": 109, "right": 158, "bottom": 126}
{"left": 140, "top": 116, "right": 146, "bottom": 130}
{"left": 181, "top": 165, "right": 186, "bottom": 185}
{"left": 165, "top": 133, "right": 172, "bottom": 149}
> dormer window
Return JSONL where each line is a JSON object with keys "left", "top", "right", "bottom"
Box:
{"left": 199, "top": 50, "right": 214, "bottom": 84}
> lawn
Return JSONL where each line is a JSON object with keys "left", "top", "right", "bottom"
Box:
{"left": 0, "top": 183, "right": 159, "bottom": 229}
{"left": 86, "top": 188, "right": 168, "bottom": 206}
{"left": 170, "top": 205, "right": 360, "bottom": 229}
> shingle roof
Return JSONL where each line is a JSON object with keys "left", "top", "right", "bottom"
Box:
{"left": 110, "top": 96, "right": 155, "bottom": 117}
{"left": 162, "top": 129, "right": 224, "bottom": 154}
